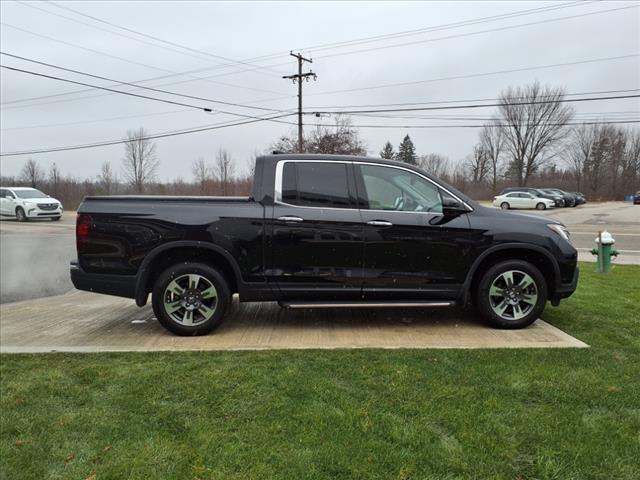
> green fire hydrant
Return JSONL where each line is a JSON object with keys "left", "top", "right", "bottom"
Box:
{"left": 590, "top": 230, "right": 619, "bottom": 273}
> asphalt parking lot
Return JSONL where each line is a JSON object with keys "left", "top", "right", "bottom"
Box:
{"left": 1, "top": 202, "right": 638, "bottom": 305}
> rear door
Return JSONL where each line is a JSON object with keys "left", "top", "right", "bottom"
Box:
{"left": 0, "top": 189, "right": 7, "bottom": 215}
{"left": 354, "top": 163, "right": 472, "bottom": 300}
{"left": 267, "top": 160, "right": 364, "bottom": 300}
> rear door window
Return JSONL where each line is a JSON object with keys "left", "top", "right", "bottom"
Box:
{"left": 281, "top": 162, "right": 352, "bottom": 209}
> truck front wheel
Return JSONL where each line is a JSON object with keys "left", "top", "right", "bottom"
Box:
{"left": 475, "top": 260, "right": 547, "bottom": 329}
{"left": 151, "top": 262, "right": 231, "bottom": 336}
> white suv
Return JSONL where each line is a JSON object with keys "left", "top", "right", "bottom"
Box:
{"left": 0, "top": 187, "right": 63, "bottom": 221}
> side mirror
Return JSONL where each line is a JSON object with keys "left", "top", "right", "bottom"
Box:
{"left": 442, "top": 197, "right": 467, "bottom": 216}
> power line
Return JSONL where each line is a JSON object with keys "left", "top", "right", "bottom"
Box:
{"left": 219, "top": 1, "right": 593, "bottom": 68}
{"left": 48, "top": 1, "right": 286, "bottom": 77}
{"left": 0, "top": 113, "right": 297, "bottom": 157}
{"left": 0, "top": 64, "right": 297, "bottom": 124}
{"left": 0, "top": 22, "right": 288, "bottom": 99}
{"left": 0, "top": 52, "right": 286, "bottom": 113}
{"left": 294, "top": 1, "right": 592, "bottom": 55}
{"left": 307, "top": 89, "right": 640, "bottom": 110}
{"left": 311, "top": 120, "right": 640, "bottom": 129}
{"left": 0, "top": 65, "right": 214, "bottom": 112}
{"left": 308, "top": 54, "right": 640, "bottom": 97}
{"left": 310, "top": 4, "right": 638, "bottom": 61}
{"left": 17, "top": 0, "right": 284, "bottom": 78}
{"left": 308, "top": 94, "right": 640, "bottom": 115}
{"left": 2, "top": 116, "right": 636, "bottom": 158}
{"left": 0, "top": 2, "right": 616, "bottom": 109}
{"left": 1, "top": 109, "right": 193, "bottom": 131}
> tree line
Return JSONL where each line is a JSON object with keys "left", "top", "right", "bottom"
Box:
{"left": 2, "top": 82, "right": 638, "bottom": 209}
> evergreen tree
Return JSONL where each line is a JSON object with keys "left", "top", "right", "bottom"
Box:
{"left": 397, "top": 134, "right": 417, "bottom": 165}
{"left": 379, "top": 141, "right": 395, "bottom": 159}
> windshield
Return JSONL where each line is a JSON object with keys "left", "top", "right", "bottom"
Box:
{"left": 13, "top": 189, "right": 48, "bottom": 199}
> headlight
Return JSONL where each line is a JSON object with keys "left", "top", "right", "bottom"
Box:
{"left": 548, "top": 224, "right": 571, "bottom": 242}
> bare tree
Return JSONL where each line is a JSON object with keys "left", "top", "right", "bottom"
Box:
{"left": 214, "top": 148, "right": 235, "bottom": 195}
{"left": 121, "top": 128, "right": 159, "bottom": 193}
{"left": 623, "top": 128, "right": 640, "bottom": 194}
{"left": 20, "top": 158, "right": 44, "bottom": 188}
{"left": 191, "top": 157, "right": 211, "bottom": 194}
{"left": 497, "top": 82, "right": 574, "bottom": 186}
{"left": 567, "top": 124, "right": 596, "bottom": 191}
{"left": 418, "top": 153, "right": 449, "bottom": 178}
{"left": 479, "top": 123, "right": 505, "bottom": 194}
{"left": 98, "top": 161, "right": 115, "bottom": 194}
{"left": 49, "top": 162, "right": 62, "bottom": 196}
{"left": 465, "top": 145, "right": 490, "bottom": 183}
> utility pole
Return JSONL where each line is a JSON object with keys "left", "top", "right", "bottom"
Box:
{"left": 282, "top": 52, "right": 317, "bottom": 152}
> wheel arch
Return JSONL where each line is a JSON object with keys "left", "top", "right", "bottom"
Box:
{"left": 461, "top": 244, "right": 560, "bottom": 305}
{"left": 135, "top": 241, "right": 242, "bottom": 306}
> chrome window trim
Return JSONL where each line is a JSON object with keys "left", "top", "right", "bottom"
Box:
{"left": 274, "top": 159, "right": 473, "bottom": 214}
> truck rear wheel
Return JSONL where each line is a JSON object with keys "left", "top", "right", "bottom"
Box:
{"left": 151, "top": 262, "right": 230, "bottom": 336}
{"left": 475, "top": 260, "right": 547, "bottom": 329}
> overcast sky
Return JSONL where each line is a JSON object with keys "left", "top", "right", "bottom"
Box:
{"left": 1, "top": 0, "right": 638, "bottom": 181}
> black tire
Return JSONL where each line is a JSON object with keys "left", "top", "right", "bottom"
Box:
{"left": 536, "top": 202, "right": 546, "bottom": 210}
{"left": 15, "top": 207, "right": 27, "bottom": 222}
{"left": 475, "top": 260, "right": 547, "bottom": 329}
{"left": 500, "top": 202, "right": 510, "bottom": 210}
{"left": 151, "top": 262, "right": 231, "bottom": 336}
{"left": 51, "top": 216, "right": 61, "bottom": 221}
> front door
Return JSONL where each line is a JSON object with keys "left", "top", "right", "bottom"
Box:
{"left": 354, "top": 163, "right": 472, "bottom": 300}
{"left": 267, "top": 160, "right": 364, "bottom": 300}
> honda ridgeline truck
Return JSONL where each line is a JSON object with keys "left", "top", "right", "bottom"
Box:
{"left": 71, "top": 154, "right": 579, "bottom": 335}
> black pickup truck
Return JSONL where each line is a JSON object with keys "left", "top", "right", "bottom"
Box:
{"left": 71, "top": 154, "right": 578, "bottom": 335}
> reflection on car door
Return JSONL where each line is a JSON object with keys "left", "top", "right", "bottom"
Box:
{"left": 354, "top": 163, "right": 473, "bottom": 300}
{"left": 267, "top": 160, "right": 364, "bottom": 300}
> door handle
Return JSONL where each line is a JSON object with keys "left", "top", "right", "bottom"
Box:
{"left": 277, "top": 215, "right": 304, "bottom": 223}
{"left": 367, "top": 220, "right": 393, "bottom": 226}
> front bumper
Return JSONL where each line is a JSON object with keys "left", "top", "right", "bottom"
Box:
{"left": 25, "top": 204, "right": 63, "bottom": 218}
{"left": 70, "top": 261, "right": 136, "bottom": 299}
{"left": 551, "top": 266, "right": 579, "bottom": 304}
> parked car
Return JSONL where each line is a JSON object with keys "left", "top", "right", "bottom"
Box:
{"left": 0, "top": 187, "right": 63, "bottom": 221}
{"left": 571, "top": 192, "right": 586, "bottom": 205}
{"left": 539, "top": 188, "right": 577, "bottom": 207}
{"left": 634, "top": 191, "right": 640, "bottom": 205}
{"left": 493, "top": 192, "right": 556, "bottom": 210}
{"left": 499, "top": 187, "right": 565, "bottom": 207}
{"left": 71, "top": 154, "right": 578, "bottom": 335}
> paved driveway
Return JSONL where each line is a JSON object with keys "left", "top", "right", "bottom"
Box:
{"left": 0, "top": 290, "right": 587, "bottom": 352}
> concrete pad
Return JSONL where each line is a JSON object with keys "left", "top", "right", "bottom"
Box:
{"left": 0, "top": 290, "right": 588, "bottom": 353}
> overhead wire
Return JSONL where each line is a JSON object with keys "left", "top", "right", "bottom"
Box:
{"left": 0, "top": 64, "right": 298, "bottom": 123}
{"left": 0, "top": 52, "right": 287, "bottom": 113}
{"left": 48, "top": 1, "right": 286, "bottom": 76}
{"left": 0, "top": 113, "right": 297, "bottom": 157}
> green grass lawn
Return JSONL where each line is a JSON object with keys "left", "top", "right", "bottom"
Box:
{"left": 1, "top": 263, "right": 639, "bottom": 480}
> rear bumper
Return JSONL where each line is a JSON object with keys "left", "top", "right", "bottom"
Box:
{"left": 70, "top": 261, "right": 136, "bottom": 299}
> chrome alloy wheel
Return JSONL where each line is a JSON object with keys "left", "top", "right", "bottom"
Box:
{"left": 488, "top": 270, "right": 538, "bottom": 320}
{"left": 163, "top": 274, "right": 218, "bottom": 326}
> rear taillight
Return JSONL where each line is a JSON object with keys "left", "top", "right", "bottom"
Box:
{"left": 76, "top": 213, "right": 92, "bottom": 252}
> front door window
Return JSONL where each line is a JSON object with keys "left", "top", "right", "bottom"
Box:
{"left": 359, "top": 164, "right": 443, "bottom": 214}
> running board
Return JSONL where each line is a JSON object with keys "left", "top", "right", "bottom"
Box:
{"left": 279, "top": 300, "right": 455, "bottom": 309}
